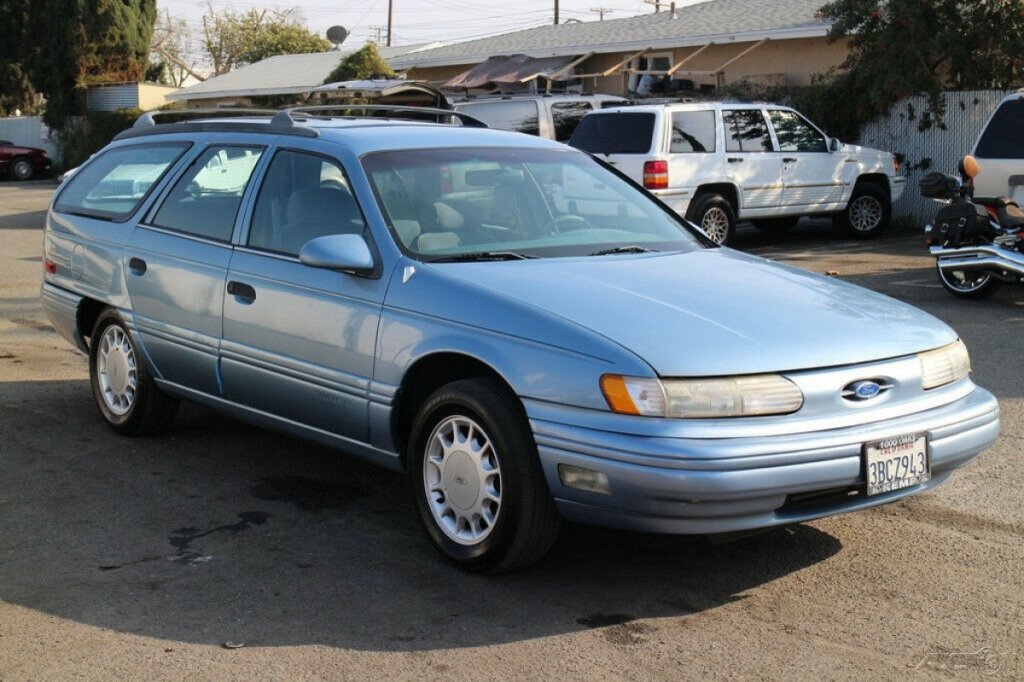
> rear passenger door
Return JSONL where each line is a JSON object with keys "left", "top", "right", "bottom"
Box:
{"left": 721, "top": 109, "right": 782, "bottom": 211}
{"left": 220, "top": 146, "right": 386, "bottom": 442}
{"left": 125, "top": 141, "right": 266, "bottom": 396}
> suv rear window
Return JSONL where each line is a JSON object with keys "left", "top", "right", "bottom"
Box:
{"left": 670, "top": 111, "right": 716, "bottom": 153}
{"left": 55, "top": 143, "right": 189, "bottom": 221}
{"left": 569, "top": 113, "right": 655, "bottom": 154}
{"left": 454, "top": 101, "right": 540, "bottom": 136}
{"left": 976, "top": 98, "right": 1024, "bottom": 159}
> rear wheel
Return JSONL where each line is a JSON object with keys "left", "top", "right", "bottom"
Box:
{"left": 408, "top": 378, "right": 561, "bottom": 572}
{"left": 10, "top": 157, "right": 33, "bottom": 181}
{"left": 89, "top": 310, "right": 179, "bottom": 436}
{"left": 686, "top": 193, "right": 736, "bottom": 246}
{"left": 836, "top": 183, "right": 890, "bottom": 238}
{"left": 936, "top": 265, "right": 1002, "bottom": 299}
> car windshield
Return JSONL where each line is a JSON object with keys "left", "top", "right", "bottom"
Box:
{"left": 363, "top": 147, "right": 703, "bottom": 260}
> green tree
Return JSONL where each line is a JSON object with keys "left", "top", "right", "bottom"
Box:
{"left": 323, "top": 42, "right": 395, "bottom": 84}
{"left": 0, "top": 0, "right": 37, "bottom": 114}
{"left": 819, "top": 0, "right": 1024, "bottom": 127}
{"left": 200, "top": 4, "right": 330, "bottom": 77}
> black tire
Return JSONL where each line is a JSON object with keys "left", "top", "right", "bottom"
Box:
{"left": 10, "top": 157, "right": 33, "bottom": 181}
{"left": 407, "top": 378, "right": 561, "bottom": 573}
{"left": 89, "top": 310, "right": 179, "bottom": 436}
{"left": 835, "top": 183, "right": 890, "bottom": 238}
{"left": 686, "top": 193, "right": 736, "bottom": 246}
{"left": 751, "top": 217, "right": 800, "bottom": 234}
{"left": 936, "top": 264, "right": 1003, "bottom": 299}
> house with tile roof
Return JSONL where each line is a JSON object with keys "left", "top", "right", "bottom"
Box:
{"left": 394, "top": 0, "right": 844, "bottom": 95}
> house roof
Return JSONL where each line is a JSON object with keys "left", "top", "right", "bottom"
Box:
{"left": 391, "top": 0, "right": 830, "bottom": 70}
{"left": 167, "top": 43, "right": 443, "bottom": 102}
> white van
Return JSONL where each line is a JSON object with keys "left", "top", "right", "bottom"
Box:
{"left": 972, "top": 90, "right": 1024, "bottom": 204}
{"left": 451, "top": 94, "right": 627, "bottom": 142}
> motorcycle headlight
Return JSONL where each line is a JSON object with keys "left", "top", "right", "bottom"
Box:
{"left": 919, "top": 340, "right": 971, "bottom": 390}
{"left": 601, "top": 374, "right": 803, "bottom": 418}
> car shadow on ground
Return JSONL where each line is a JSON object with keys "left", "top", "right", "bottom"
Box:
{"left": 0, "top": 378, "right": 842, "bottom": 652}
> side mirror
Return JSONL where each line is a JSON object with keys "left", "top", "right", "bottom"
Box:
{"left": 829, "top": 137, "right": 842, "bottom": 153}
{"left": 299, "top": 234, "right": 375, "bottom": 274}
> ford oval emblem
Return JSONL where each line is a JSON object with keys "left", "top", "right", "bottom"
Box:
{"left": 842, "top": 379, "right": 891, "bottom": 402}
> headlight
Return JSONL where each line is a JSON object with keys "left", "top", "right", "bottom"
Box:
{"left": 919, "top": 340, "right": 970, "bottom": 389}
{"left": 601, "top": 374, "right": 803, "bottom": 418}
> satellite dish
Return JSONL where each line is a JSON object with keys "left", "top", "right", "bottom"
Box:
{"left": 327, "top": 25, "right": 349, "bottom": 48}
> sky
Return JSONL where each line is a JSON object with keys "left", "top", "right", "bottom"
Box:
{"left": 157, "top": 0, "right": 709, "bottom": 55}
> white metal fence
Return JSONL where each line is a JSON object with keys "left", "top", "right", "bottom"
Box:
{"left": 858, "top": 90, "right": 1014, "bottom": 225}
{"left": 0, "top": 116, "right": 59, "bottom": 160}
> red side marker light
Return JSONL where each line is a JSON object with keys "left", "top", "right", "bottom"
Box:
{"left": 44, "top": 258, "right": 57, "bottom": 274}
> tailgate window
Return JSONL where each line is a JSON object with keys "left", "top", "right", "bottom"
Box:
{"left": 976, "top": 98, "right": 1024, "bottom": 159}
{"left": 568, "top": 113, "right": 655, "bottom": 154}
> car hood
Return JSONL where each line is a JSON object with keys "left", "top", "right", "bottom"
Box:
{"left": 432, "top": 249, "right": 956, "bottom": 376}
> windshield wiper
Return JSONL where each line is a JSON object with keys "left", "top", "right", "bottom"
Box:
{"left": 588, "top": 245, "right": 659, "bottom": 256}
{"left": 426, "top": 251, "right": 536, "bottom": 263}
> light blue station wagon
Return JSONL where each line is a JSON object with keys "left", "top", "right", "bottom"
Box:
{"left": 41, "top": 109, "right": 999, "bottom": 571}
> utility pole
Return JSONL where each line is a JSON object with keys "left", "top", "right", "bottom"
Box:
{"left": 386, "top": 0, "right": 393, "bottom": 47}
{"left": 369, "top": 25, "right": 386, "bottom": 46}
{"left": 589, "top": 7, "right": 613, "bottom": 20}
{"left": 643, "top": 0, "right": 674, "bottom": 12}
{"left": 554, "top": 0, "right": 559, "bottom": 25}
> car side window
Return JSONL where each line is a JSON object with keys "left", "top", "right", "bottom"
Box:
{"left": 723, "top": 110, "right": 774, "bottom": 153}
{"left": 54, "top": 143, "right": 189, "bottom": 221}
{"left": 670, "top": 111, "right": 716, "bottom": 153}
{"left": 249, "top": 149, "right": 367, "bottom": 256}
{"left": 975, "top": 98, "right": 1024, "bottom": 159}
{"left": 769, "top": 110, "right": 827, "bottom": 153}
{"left": 550, "top": 101, "right": 593, "bottom": 142}
{"left": 150, "top": 145, "right": 263, "bottom": 241}
{"left": 455, "top": 101, "right": 540, "bottom": 136}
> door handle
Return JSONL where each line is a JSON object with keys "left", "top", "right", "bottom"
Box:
{"left": 727, "top": 157, "right": 744, "bottom": 163}
{"left": 783, "top": 157, "right": 798, "bottom": 163}
{"left": 128, "top": 257, "right": 147, "bottom": 275}
{"left": 227, "top": 280, "right": 256, "bottom": 303}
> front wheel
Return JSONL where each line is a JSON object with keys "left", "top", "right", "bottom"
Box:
{"left": 408, "top": 378, "right": 561, "bottom": 572}
{"left": 89, "top": 310, "right": 179, "bottom": 435}
{"left": 686, "top": 193, "right": 736, "bottom": 246}
{"left": 836, "top": 183, "right": 890, "bottom": 238}
{"left": 936, "top": 264, "right": 1002, "bottom": 299}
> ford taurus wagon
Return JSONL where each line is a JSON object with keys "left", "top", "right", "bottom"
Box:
{"left": 41, "top": 108, "right": 999, "bottom": 571}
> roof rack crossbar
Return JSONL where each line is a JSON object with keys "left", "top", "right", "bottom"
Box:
{"left": 114, "top": 120, "right": 319, "bottom": 142}
{"left": 133, "top": 108, "right": 280, "bottom": 128}
{"left": 281, "top": 104, "right": 488, "bottom": 128}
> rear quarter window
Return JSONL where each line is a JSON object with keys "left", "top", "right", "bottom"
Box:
{"left": 975, "top": 98, "right": 1024, "bottom": 159}
{"left": 549, "top": 101, "right": 593, "bottom": 142}
{"left": 670, "top": 110, "right": 716, "bottom": 153}
{"left": 568, "top": 113, "right": 656, "bottom": 154}
{"left": 55, "top": 143, "right": 189, "bottom": 221}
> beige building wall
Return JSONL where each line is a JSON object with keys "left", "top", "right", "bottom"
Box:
{"left": 138, "top": 83, "right": 181, "bottom": 110}
{"left": 407, "top": 36, "right": 849, "bottom": 95}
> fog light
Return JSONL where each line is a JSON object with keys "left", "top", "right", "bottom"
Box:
{"left": 558, "top": 464, "right": 612, "bottom": 495}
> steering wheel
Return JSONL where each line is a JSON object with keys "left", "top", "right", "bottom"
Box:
{"left": 545, "top": 214, "right": 593, "bottom": 234}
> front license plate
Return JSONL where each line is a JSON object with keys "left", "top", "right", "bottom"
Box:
{"left": 864, "top": 433, "right": 929, "bottom": 496}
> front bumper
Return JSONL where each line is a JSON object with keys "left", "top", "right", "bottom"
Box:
{"left": 528, "top": 386, "right": 998, "bottom": 534}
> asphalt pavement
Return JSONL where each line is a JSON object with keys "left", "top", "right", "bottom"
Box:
{"left": 0, "top": 181, "right": 1021, "bottom": 679}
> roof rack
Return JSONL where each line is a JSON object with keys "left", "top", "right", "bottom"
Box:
{"left": 278, "top": 104, "right": 487, "bottom": 128}
{"left": 132, "top": 108, "right": 280, "bottom": 128}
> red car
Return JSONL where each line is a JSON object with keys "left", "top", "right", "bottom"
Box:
{"left": 0, "top": 140, "right": 52, "bottom": 180}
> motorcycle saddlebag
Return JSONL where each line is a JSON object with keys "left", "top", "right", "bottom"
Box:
{"left": 933, "top": 201, "right": 995, "bottom": 247}
{"left": 919, "top": 172, "right": 958, "bottom": 199}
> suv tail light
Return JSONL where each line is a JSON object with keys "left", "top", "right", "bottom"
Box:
{"left": 643, "top": 160, "right": 668, "bottom": 190}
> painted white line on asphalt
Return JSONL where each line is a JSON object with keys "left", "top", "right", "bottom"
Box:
{"left": 892, "top": 279, "right": 942, "bottom": 288}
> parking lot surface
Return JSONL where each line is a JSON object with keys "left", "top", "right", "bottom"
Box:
{"left": 1, "top": 181, "right": 1021, "bottom": 679}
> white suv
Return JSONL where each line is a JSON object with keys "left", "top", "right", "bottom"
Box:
{"left": 569, "top": 102, "right": 905, "bottom": 244}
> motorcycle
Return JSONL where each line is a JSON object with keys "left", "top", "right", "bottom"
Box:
{"left": 921, "top": 155, "right": 1024, "bottom": 298}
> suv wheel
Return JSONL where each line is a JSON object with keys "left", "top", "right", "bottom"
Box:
{"left": 408, "top": 378, "right": 561, "bottom": 572}
{"left": 89, "top": 310, "right": 179, "bottom": 436}
{"left": 11, "top": 157, "right": 33, "bottom": 181}
{"left": 836, "top": 183, "right": 890, "bottom": 238}
{"left": 686, "top": 193, "right": 736, "bottom": 245}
